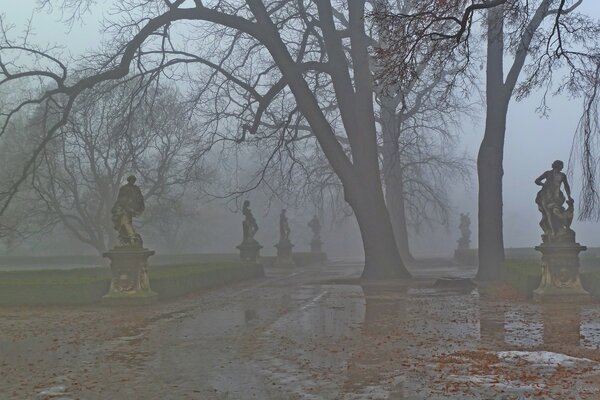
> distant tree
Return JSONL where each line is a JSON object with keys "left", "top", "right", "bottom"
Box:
{"left": 0, "top": 104, "right": 56, "bottom": 253}
{"left": 31, "top": 79, "right": 211, "bottom": 254}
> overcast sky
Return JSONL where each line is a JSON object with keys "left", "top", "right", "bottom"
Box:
{"left": 3, "top": 1, "right": 600, "bottom": 256}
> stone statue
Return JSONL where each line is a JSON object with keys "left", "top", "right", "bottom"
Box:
{"left": 308, "top": 215, "right": 324, "bottom": 254}
{"left": 535, "top": 160, "right": 574, "bottom": 243}
{"left": 532, "top": 160, "right": 591, "bottom": 302}
{"left": 242, "top": 200, "right": 259, "bottom": 243}
{"left": 279, "top": 209, "right": 291, "bottom": 242}
{"left": 308, "top": 215, "right": 321, "bottom": 241}
{"left": 111, "top": 175, "right": 145, "bottom": 247}
{"left": 238, "top": 200, "right": 262, "bottom": 262}
{"left": 457, "top": 213, "right": 471, "bottom": 250}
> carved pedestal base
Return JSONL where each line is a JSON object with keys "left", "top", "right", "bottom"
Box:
{"left": 237, "top": 240, "right": 262, "bottom": 263}
{"left": 533, "top": 242, "right": 592, "bottom": 303}
{"left": 310, "top": 239, "right": 323, "bottom": 253}
{"left": 275, "top": 240, "right": 295, "bottom": 267}
{"left": 102, "top": 248, "right": 157, "bottom": 305}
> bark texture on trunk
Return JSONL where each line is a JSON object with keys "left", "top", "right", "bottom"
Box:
{"left": 380, "top": 95, "right": 416, "bottom": 265}
{"left": 477, "top": 6, "right": 507, "bottom": 280}
{"left": 476, "top": 2, "right": 550, "bottom": 280}
{"left": 348, "top": 177, "right": 412, "bottom": 279}
{"left": 384, "top": 175, "right": 415, "bottom": 265}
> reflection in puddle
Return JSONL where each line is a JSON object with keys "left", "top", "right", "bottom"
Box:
{"left": 503, "top": 307, "right": 543, "bottom": 347}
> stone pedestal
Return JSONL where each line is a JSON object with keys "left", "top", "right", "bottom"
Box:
{"left": 275, "top": 239, "right": 295, "bottom": 267}
{"left": 533, "top": 242, "right": 592, "bottom": 303}
{"left": 237, "top": 240, "right": 262, "bottom": 263}
{"left": 102, "top": 248, "right": 157, "bottom": 305}
{"left": 310, "top": 238, "right": 323, "bottom": 253}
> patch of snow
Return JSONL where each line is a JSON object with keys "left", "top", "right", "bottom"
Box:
{"left": 448, "top": 374, "right": 545, "bottom": 391}
{"left": 497, "top": 351, "right": 598, "bottom": 368}
{"left": 36, "top": 384, "right": 68, "bottom": 398}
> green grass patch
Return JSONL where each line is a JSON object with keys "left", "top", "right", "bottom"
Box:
{"left": 0, "top": 261, "right": 264, "bottom": 306}
{"left": 503, "top": 257, "right": 600, "bottom": 299}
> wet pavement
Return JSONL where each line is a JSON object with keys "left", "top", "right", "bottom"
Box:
{"left": 2, "top": 261, "right": 600, "bottom": 399}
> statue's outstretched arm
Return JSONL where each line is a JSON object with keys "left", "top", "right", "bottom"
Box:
{"left": 534, "top": 172, "right": 547, "bottom": 186}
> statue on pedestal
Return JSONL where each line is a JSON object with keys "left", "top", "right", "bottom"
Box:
{"left": 308, "top": 215, "right": 323, "bottom": 253}
{"left": 237, "top": 200, "right": 262, "bottom": 262}
{"left": 111, "top": 175, "right": 145, "bottom": 247}
{"left": 532, "top": 160, "right": 590, "bottom": 303}
{"left": 279, "top": 209, "right": 291, "bottom": 243}
{"left": 274, "top": 209, "right": 294, "bottom": 267}
{"left": 242, "top": 200, "right": 259, "bottom": 243}
{"left": 535, "top": 160, "right": 575, "bottom": 243}
{"left": 457, "top": 213, "right": 471, "bottom": 250}
{"left": 103, "top": 175, "right": 156, "bottom": 305}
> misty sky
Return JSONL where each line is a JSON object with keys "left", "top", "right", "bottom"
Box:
{"left": 3, "top": 1, "right": 600, "bottom": 257}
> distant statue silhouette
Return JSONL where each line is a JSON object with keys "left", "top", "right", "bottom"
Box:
{"left": 279, "top": 209, "right": 291, "bottom": 242}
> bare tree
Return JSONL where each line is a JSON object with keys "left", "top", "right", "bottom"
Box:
{"left": 0, "top": 0, "right": 422, "bottom": 278}
{"left": 374, "top": 0, "right": 600, "bottom": 279}
{"left": 31, "top": 79, "right": 210, "bottom": 254}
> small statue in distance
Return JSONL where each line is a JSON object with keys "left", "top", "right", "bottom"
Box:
{"left": 111, "top": 175, "right": 145, "bottom": 247}
{"left": 242, "top": 200, "right": 259, "bottom": 243}
{"left": 457, "top": 213, "right": 471, "bottom": 250}
{"left": 534, "top": 160, "right": 575, "bottom": 243}
{"left": 308, "top": 215, "right": 321, "bottom": 242}
{"left": 279, "top": 209, "right": 291, "bottom": 242}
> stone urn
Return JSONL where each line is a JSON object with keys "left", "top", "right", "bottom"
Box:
{"left": 102, "top": 247, "right": 157, "bottom": 305}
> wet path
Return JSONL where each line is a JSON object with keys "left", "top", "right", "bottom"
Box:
{"left": 2, "top": 261, "right": 600, "bottom": 399}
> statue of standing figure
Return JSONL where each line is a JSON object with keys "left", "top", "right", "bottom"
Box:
{"left": 111, "top": 175, "right": 145, "bottom": 247}
{"left": 308, "top": 215, "right": 321, "bottom": 241}
{"left": 457, "top": 213, "right": 471, "bottom": 250}
{"left": 237, "top": 200, "right": 262, "bottom": 262}
{"left": 274, "top": 209, "right": 294, "bottom": 266}
{"left": 535, "top": 160, "right": 575, "bottom": 243}
{"left": 279, "top": 209, "right": 291, "bottom": 242}
{"left": 308, "top": 215, "right": 323, "bottom": 254}
{"left": 242, "top": 200, "right": 259, "bottom": 243}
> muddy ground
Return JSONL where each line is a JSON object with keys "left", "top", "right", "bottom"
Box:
{"left": 2, "top": 262, "right": 600, "bottom": 399}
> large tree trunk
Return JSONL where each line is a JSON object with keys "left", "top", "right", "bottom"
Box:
{"left": 249, "top": 0, "right": 410, "bottom": 279}
{"left": 476, "top": 2, "right": 551, "bottom": 280}
{"left": 346, "top": 169, "right": 412, "bottom": 279}
{"left": 384, "top": 175, "right": 415, "bottom": 265}
{"left": 476, "top": 110, "right": 507, "bottom": 280}
{"left": 477, "top": 6, "right": 508, "bottom": 280}
{"left": 380, "top": 96, "right": 416, "bottom": 265}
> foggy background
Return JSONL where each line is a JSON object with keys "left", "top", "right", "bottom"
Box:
{"left": 3, "top": 0, "right": 600, "bottom": 259}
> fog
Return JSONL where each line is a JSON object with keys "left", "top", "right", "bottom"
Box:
{"left": 5, "top": 1, "right": 600, "bottom": 399}
{"left": 3, "top": 1, "right": 599, "bottom": 260}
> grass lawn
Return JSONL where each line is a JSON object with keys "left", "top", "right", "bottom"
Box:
{"left": 0, "top": 261, "right": 264, "bottom": 306}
